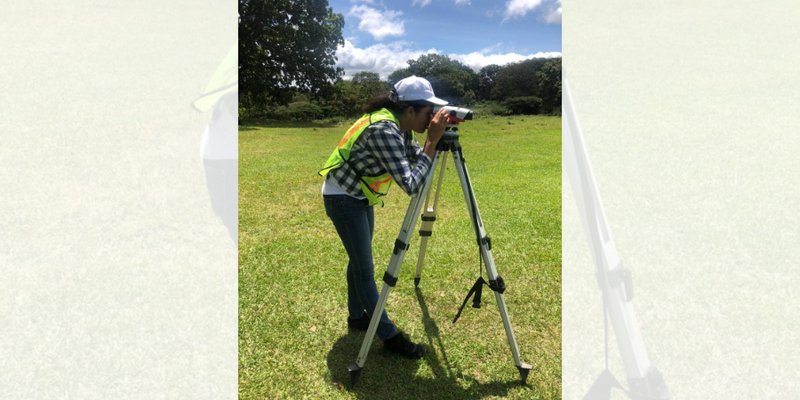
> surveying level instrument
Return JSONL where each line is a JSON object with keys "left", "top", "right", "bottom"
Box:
{"left": 347, "top": 108, "right": 532, "bottom": 387}
{"left": 563, "top": 77, "right": 670, "bottom": 400}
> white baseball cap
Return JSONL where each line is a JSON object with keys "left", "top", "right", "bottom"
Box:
{"left": 393, "top": 75, "right": 448, "bottom": 105}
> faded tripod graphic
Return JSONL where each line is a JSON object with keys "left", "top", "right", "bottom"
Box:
{"left": 194, "top": 45, "right": 237, "bottom": 244}
{"left": 563, "top": 77, "right": 669, "bottom": 400}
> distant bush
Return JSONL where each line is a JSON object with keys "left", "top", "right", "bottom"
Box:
{"left": 487, "top": 102, "right": 513, "bottom": 116}
{"left": 258, "top": 101, "right": 325, "bottom": 121}
{"left": 239, "top": 105, "right": 259, "bottom": 120}
{"left": 503, "top": 96, "right": 542, "bottom": 115}
{"left": 471, "top": 101, "right": 512, "bottom": 116}
{"left": 241, "top": 95, "right": 554, "bottom": 123}
{"left": 285, "top": 102, "right": 324, "bottom": 120}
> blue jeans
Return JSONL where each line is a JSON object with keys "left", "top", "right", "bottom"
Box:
{"left": 324, "top": 195, "right": 399, "bottom": 341}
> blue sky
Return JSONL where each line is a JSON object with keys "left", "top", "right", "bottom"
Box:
{"left": 329, "top": 0, "right": 562, "bottom": 79}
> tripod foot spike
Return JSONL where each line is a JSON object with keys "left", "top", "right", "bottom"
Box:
{"left": 517, "top": 363, "right": 532, "bottom": 385}
{"left": 414, "top": 277, "right": 421, "bottom": 287}
{"left": 347, "top": 364, "right": 362, "bottom": 388}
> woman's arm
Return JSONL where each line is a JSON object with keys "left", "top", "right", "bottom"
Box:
{"left": 365, "top": 123, "right": 431, "bottom": 195}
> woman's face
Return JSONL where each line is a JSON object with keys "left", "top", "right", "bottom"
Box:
{"left": 410, "top": 105, "right": 434, "bottom": 133}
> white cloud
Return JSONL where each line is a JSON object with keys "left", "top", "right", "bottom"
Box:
{"left": 504, "top": 0, "right": 543, "bottom": 20}
{"left": 544, "top": 0, "right": 561, "bottom": 24}
{"left": 336, "top": 40, "right": 438, "bottom": 79}
{"left": 349, "top": 5, "right": 405, "bottom": 41}
{"left": 503, "top": 0, "right": 560, "bottom": 23}
{"left": 451, "top": 50, "right": 561, "bottom": 72}
{"left": 454, "top": 0, "right": 471, "bottom": 5}
{"left": 336, "top": 40, "right": 561, "bottom": 79}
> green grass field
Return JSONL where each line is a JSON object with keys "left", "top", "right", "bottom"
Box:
{"left": 239, "top": 115, "right": 562, "bottom": 399}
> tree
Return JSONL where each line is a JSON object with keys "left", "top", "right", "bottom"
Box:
{"left": 504, "top": 96, "right": 543, "bottom": 115}
{"left": 387, "top": 68, "right": 411, "bottom": 86}
{"left": 327, "top": 80, "right": 360, "bottom": 117}
{"left": 478, "top": 64, "right": 502, "bottom": 101}
{"left": 322, "top": 73, "right": 391, "bottom": 117}
{"left": 351, "top": 71, "right": 390, "bottom": 100}
{"left": 536, "top": 58, "right": 562, "bottom": 114}
{"left": 239, "top": 0, "right": 344, "bottom": 109}
{"left": 491, "top": 58, "right": 546, "bottom": 100}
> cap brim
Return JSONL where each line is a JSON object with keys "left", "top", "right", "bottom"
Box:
{"left": 426, "top": 96, "right": 448, "bottom": 105}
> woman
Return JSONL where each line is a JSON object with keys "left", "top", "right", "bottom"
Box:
{"left": 319, "top": 76, "right": 450, "bottom": 359}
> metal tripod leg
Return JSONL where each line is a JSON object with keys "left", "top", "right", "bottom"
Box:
{"left": 413, "top": 151, "right": 448, "bottom": 287}
{"left": 347, "top": 152, "right": 442, "bottom": 387}
{"left": 450, "top": 144, "right": 533, "bottom": 384}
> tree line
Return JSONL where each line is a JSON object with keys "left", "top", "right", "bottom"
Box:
{"left": 239, "top": 0, "right": 561, "bottom": 120}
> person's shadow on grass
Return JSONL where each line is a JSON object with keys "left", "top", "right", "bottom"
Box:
{"left": 325, "top": 288, "right": 539, "bottom": 399}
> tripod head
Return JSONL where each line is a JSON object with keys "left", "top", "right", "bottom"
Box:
{"left": 434, "top": 106, "right": 473, "bottom": 127}
{"left": 436, "top": 129, "right": 461, "bottom": 151}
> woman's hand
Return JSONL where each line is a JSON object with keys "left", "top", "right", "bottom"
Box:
{"left": 426, "top": 108, "right": 450, "bottom": 144}
{"left": 422, "top": 108, "right": 450, "bottom": 159}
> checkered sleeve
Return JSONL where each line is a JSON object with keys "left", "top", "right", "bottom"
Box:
{"left": 405, "top": 132, "right": 425, "bottom": 162}
{"left": 364, "top": 122, "right": 432, "bottom": 195}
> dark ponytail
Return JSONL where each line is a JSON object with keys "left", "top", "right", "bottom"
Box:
{"left": 362, "top": 93, "right": 398, "bottom": 114}
{"left": 362, "top": 88, "right": 431, "bottom": 114}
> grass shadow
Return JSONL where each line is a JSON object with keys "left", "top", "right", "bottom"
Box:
{"left": 324, "top": 288, "right": 533, "bottom": 399}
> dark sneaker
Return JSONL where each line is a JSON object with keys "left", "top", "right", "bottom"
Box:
{"left": 347, "top": 314, "right": 371, "bottom": 331}
{"left": 384, "top": 333, "right": 425, "bottom": 359}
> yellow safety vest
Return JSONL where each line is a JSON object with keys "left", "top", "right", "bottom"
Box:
{"left": 319, "top": 108, "right": 398, "bottom": 206}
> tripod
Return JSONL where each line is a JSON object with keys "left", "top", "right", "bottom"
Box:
{"left": 347, "top": 126, "right": 532, "bottom": 387}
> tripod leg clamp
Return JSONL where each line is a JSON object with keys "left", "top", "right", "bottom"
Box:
{"left": 383, "top": 272, "right": 398, "bottom": 287}
{"left": 478, "top": 236, "right": 492, "bottom": 250}
{"left": 489, "top": 276, "right": 506, "bottom": 294}
{"left": 419, "top": 215, "right": 435, "bottom": 236}
{"left": 392, "top": 238, "right": 409, "bottom": 255}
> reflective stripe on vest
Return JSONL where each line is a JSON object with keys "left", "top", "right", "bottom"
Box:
{"left": 318, "top": 108, "right": 398, "bottom": 206}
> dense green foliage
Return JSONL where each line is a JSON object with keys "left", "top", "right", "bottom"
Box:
{"left": 320, "top": 72, "right": 392, "bottom": 117}
{"left": 504, "top": 96, "right": 543, "bottom": 115}
{"left": 238, "top": 0, "right": 562, "bottom": 120}
{"left": 239, "top": 115, "right": 562, "bottom": 399}
{"left": 239, "top": 0, "right": 344, "bottom": 108}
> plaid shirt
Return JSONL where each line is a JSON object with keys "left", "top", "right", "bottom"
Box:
{"left": 328, "top": 120, "right": 432, "bottom": 198}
